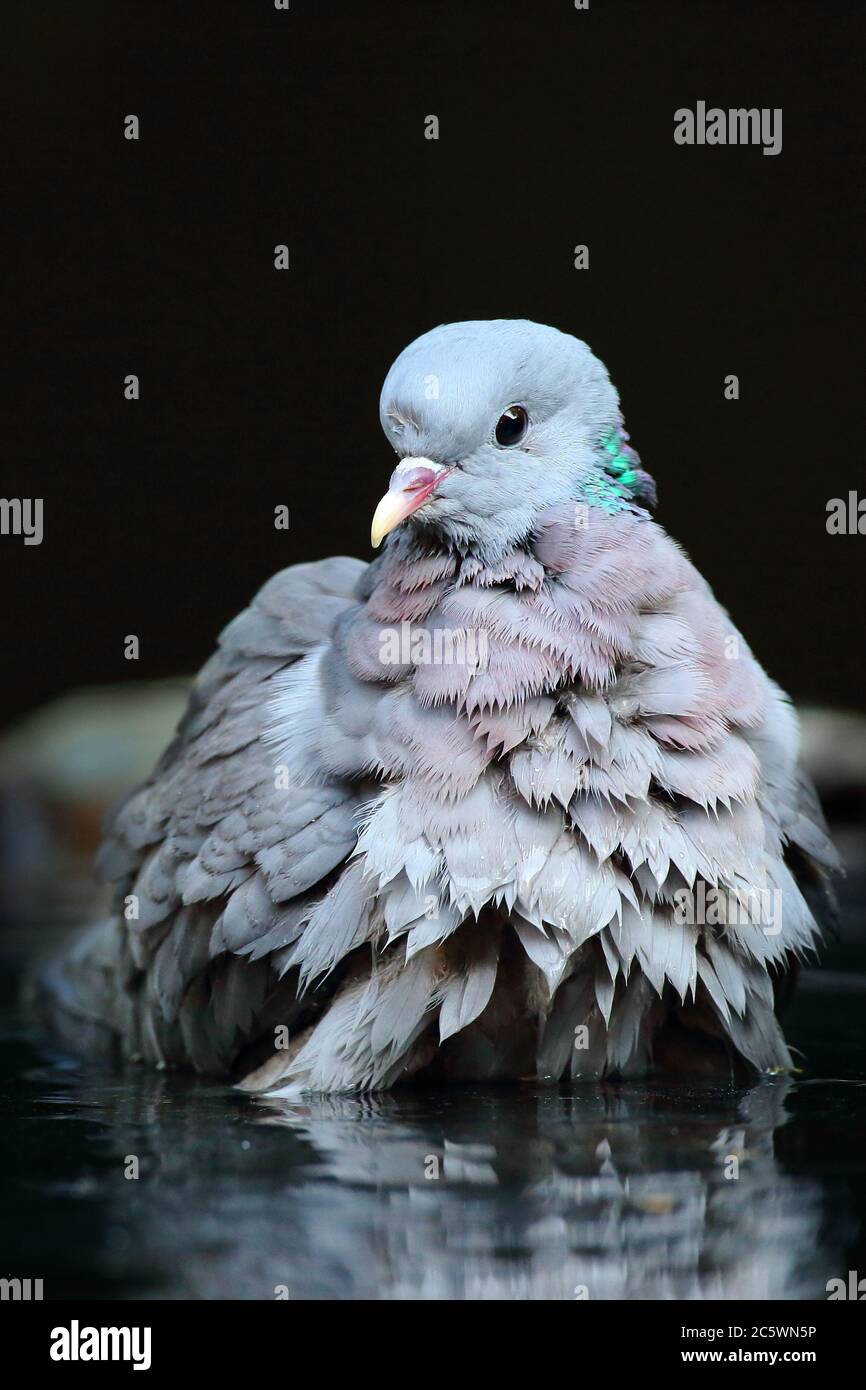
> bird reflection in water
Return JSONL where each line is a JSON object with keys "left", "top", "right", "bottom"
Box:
{"left": 1, "top": 1034, "right": 846, "bottom": 1300}
{"left": 240, "top": 1079, "right": 827, "bottom": 1300}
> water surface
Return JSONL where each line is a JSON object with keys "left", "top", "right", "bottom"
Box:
{"left": 2, "top": 968, "right": 864, "bottom": 1300}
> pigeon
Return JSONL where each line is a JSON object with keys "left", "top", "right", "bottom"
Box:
{"left": 44, "top": 319, "right": 839, "bottom": 1092}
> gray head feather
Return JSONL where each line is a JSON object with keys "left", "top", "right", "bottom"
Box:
{"left": 378, "top": 319, "right": 626, "bottom": 559}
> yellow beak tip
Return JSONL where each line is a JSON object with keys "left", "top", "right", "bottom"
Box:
{"left": 370, "top": 494, "right": 407, "bottom": 550}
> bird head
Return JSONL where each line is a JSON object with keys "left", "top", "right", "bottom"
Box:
{"left": 371, "top": 319, "right": 655, "bottom": 558}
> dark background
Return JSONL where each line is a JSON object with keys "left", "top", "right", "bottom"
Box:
{"left": 4, "top": 0, "right": 865, "bottom": 732}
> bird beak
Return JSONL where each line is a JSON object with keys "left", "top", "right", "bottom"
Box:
{"left": 370, "top": 457, "right": 452, "bottom": 548}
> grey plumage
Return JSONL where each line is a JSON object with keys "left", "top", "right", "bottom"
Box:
{"left": 42, "top": 320, "right": 839, "bottom": 1091}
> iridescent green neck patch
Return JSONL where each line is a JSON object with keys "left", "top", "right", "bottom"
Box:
{"left": 600, "top": 428, "right": 639, "bottom": 487}
{"left": 579, "top": 469, "right": 633, "bottom": 514}
{"left": 580, "top": 424, "right": 657, "bottom": 513}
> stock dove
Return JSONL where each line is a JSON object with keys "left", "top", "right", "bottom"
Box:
{"left": 44, "top": 320, "right": 839, "bottom": 1092}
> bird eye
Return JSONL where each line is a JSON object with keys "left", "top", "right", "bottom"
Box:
{"left": 495, "top": 405, "right": 529, "bottom": 447}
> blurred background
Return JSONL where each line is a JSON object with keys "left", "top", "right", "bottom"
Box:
{"left": 1, "top": 0, "right": 865, "bottom": 1302}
